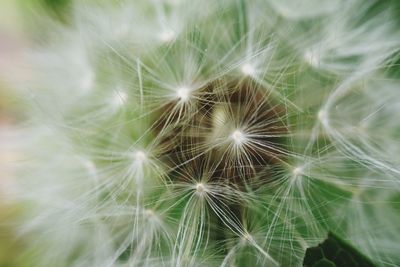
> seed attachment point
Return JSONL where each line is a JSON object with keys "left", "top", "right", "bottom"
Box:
{"left": 293, "top": 166, "right": 303, "bottom": 177}
{"left": 231, "top": 129, "right": 246, "bottom": 145}
{"left": 318, "top": 109, "right": 329, "bottom": 126}
{"left": 241, "top": 63, "right": 256, "bottom": 76}
{"left": 195, "top": 183, "right": 207, "bottom": 196}
{"left": 159, "top": 29, "right": 176, "bottom": 43}
{"left": 176, "top": 87, "right": 190, "bottom": 102}
{"left": 134, "top": 150, "right": 147, "bottom": 163}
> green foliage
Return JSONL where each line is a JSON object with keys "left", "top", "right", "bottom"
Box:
{"left": 303, "top": 232, "right": 376, "bottom": 267}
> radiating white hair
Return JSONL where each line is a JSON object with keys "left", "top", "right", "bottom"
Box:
{"left": 2, "top": 0, "right": 400, "bottom": 266}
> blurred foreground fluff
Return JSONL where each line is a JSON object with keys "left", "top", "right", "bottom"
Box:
{"left": 3, "top": 0, "right": 400, "bottom": 266}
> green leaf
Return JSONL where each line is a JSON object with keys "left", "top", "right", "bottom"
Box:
{"left": 303, "top": 232, "right": 376, "bottom": 267}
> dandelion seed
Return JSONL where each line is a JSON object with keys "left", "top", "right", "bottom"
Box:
{"left": 241, "top": 63, "right": 256, "bottom": 76}
{"left": 176, "top": 87, "right": 190, "bottom": 102}
{"left": 144, "top": 209, "right": 162, "bottom": 225}
{"left": 318, "top": 109, "right": 329, "bottom": 126}
{"left": 242, "top": 232, "right": 253, "bottom": 243}
{"left": 111, "top": 90, "right": 128, "bottom": 109}
{"left": 231, "top": 129, "right": 246, "bottom": 145}
{"left": 293, "top": 166, "right": 303, "bottom": 178}
{"left": 80, "top": 71, "right": 94, "bottom": 92}
{"left": 134, "top": 150, "right": 147, "bottom": 163}
{"left": 82, "top": 158, "right": 97, "bottom": 179}
{"left": 195, "top": 183, "right": 206, "bottom": 196}
{"left": 304, "top": 49, "right": 320, "bottom": 67}
{"left": 159, "top": 29, "right": 176, "bottom": 43}
{"left": 144, "top": 209, "right": 154, "bottom": 217}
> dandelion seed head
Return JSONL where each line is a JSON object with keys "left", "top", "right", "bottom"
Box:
{"left": 8, "top": 1, "right": 400, "bottom": 266}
